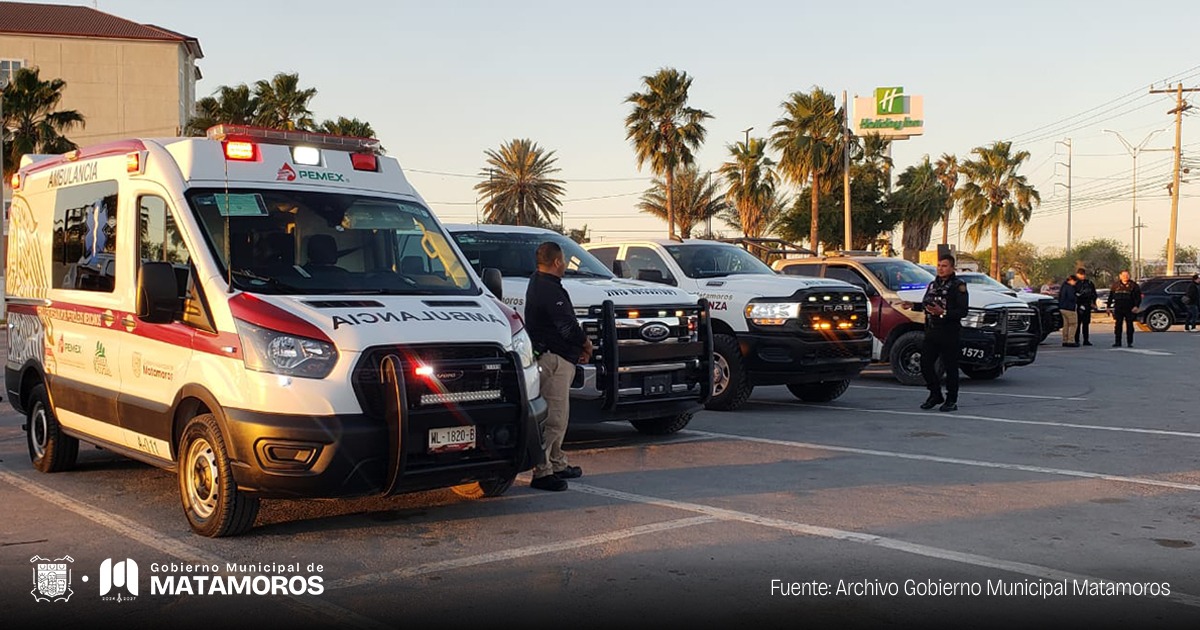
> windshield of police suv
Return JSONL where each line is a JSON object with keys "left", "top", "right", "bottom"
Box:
{"left": 187, "top": 189, "right": 474, "bottom": 295}
{"left": 960, "top": 273, "right": 1016, "bottom": 293}
{"left": 665, "top": 243, "right": 774, "bottom": 278}
{"left": 863, "top": 260, "right": 935, "bottom": 291}
{"left": 450, "top": 230, "right": 613, "bottom": 279}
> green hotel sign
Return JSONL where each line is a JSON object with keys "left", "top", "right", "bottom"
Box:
{"left": 856, "top": 86, "right": 924, "bottom": 136}
{"left": 875, "top": 87, "right": 904, "bottom": 115}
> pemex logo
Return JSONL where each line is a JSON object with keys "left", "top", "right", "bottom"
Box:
{"left": 276, "top": 163, "right": 297, "bottom": 182}
{"left": 875, "top": 86, "right": 904, "bottom": 115}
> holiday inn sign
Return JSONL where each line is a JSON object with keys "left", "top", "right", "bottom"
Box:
{"left": 854, "top": 86, "right": 924, "bottom": 138}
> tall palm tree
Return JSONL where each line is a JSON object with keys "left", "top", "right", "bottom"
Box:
{"left": 474, "top": 139, "right": 566, "bottom": 226}
{"left": 771, "top": 87, "right": 845, "bottom": 252}
{"left": 253, "top": 72, "right": 317, "bottom": 131}
{"left": 624, "top": 68, "right": 712, "bottom": 240}
{"left": 2, "top": 67, "right": 85, "bottom": 181}
{"left": 637, "top": 167, "right": 727, "bottom": 239}
{"left": 934, "top": 153, "right": 959, "bottom": 244}
{"left": 892, "top": 156, "right": 949, "bottom": 262}
{"left": 955, "top": 141, "right": 1041, "bottom": 280}
{"left": 318, "top": 117, "right": 377, "bottom": 138}
{"left": 718, "top": 138, "right": 779, "bottom": 239}
{"left": 185, "top": 83, "right": 258, "bottom": 136}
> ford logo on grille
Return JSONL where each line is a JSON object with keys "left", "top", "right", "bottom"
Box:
{"left": 435, "top": 370, "right": 465, "bottom": 381}
{"left": 639, "top": 322, "right": 672, "bottom": 342}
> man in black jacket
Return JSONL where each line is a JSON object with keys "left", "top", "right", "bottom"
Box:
{"left": 524, "top": 242, "right": 593, "bottom": 491}
{"left": 1073, "top": 268, "right": 1097, "bottom": 346}
{"left": 1185, "top": 273, "right": 1200, "bottom": 332}
{"left": 1106, "top": 270, "right": 1142, "bottom": 347}
{"left": 918, "top": 254, "right": 970, "bottom": 412}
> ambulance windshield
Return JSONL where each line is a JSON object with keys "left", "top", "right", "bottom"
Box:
{"left": 187, "top": 189, "right": 475, "bottom": 295}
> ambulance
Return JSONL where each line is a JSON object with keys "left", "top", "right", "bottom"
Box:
{"left": 5, "top": 125, "right": 545, "bottom": 537}
{"left": 447, "top": 224, "right": 713, "bottom": 435}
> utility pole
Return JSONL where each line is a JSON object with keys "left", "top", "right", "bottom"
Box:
{"left": 1134, "top": 220, "right": 1147, "bottom": 278}
{"left": 1103, "top": 128, "right": 1167, "bottom": 280}
{"left": 1149, "top": 83, "right": 1198, "bottom": 275}
{"left": 1055, "top": 138, "right": 1072, "bottom": 254}
{"left": 843, "top": 90, "right": 852, "bottom": 251}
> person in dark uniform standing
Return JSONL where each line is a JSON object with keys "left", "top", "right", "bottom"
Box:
{"left": 1073, "top": 268, "right": 1097, "bottom": 346}
{"left": 1184, "top": 273, "right": 1200, "bottom": 332}
{"left": 918, "top": 254, "right": 970, "bottom": 412}
{"left": 524, "top": 242, "right": 593, "bottom": 491}
{"left": 1106, "top": 270, "right": 1142, "bottom": 347}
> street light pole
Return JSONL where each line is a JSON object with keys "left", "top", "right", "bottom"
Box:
{"left": 1103, "top": 128, "right": 1166, "bottom": 280}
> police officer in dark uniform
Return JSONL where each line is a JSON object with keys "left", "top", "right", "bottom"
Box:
{"left": 1106, "top": 269, "right": 1142, "bottom": 347}
{"left": 918, "top": 254, "right": 970, "bottom": 412}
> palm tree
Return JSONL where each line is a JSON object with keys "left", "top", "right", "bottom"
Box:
{"left": 253, "top": 72, "right": 317, "bottom": 131}
{"left": 955, "top": 141, "right": 1041, "bottom": 280}
{"left": 184, "top": 84, "right": 258, "bottom": 136}
{"left": 474, "top": 139, "right": 566, "bottom": 226}
{"left": 718, "top": 138, "right": 779, "bottom": 239}
{"left": 934, "top": 153, "right": 959, "bottom": 244}
{"left": 624, "top": 68, "right": 712, "bottom": 240}
{"left": 637, "top": 167, "right": 727, "bottom": 239}
{"left": 771, "top": 87, "right": 845, "bottom": 252}
{"left": 318, "top": 117, "right": 376, "bottom": 138}
{"left": 2, "top": 67, "right": 85, "bottom": 181}
{"left": 892, "top": 156, "right": 949, "bottom": 262}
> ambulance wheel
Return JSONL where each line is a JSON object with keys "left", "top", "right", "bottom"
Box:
{"left": 706, "top": 334, "right": 753, "bottom": 411}
{"left": 179, "top": 414, "right": 259, "bottom": 537}
{"left": 786, "top": 379, "right": 851, "bottom": 402}
{"left": 27, "top": 385, "right": 78, "bottom": 473}
{"left": 452, "top": 474, "right": 517, "bottom": 499}
{"left": 630, "top": 412, "right": 693, "bottom": 435}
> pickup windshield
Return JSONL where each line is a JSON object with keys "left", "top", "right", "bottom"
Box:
{"left": 186, "top": 188, "right": 475, "bottom": 295}
{"left": 450, "top": 230, "right": 613, "bottom": 279}
{"left": 960, "top": 273, "right": 1016, "bottom": 294}
{"left": 665, "top": 243, "right": 774, "bottom": 278}
{"left": 863, "top": 260, "right": 935, "bottom": 292}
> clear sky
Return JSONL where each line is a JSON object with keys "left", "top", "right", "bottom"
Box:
{"left": 69, "top": 0, "right": 1200, "bottom": 258}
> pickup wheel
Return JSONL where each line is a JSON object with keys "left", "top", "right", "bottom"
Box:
{"left": 786, "top": 379, "right": 851, "bottom": 402}
{"left": 961, "top": 365, "right": 1005, "bottom": 380}
{"left": 179, "top": 414, "right": 260, "bottom": 537}
{"left": 27, "top": 384, "right": 79, "bottom": 473}
{"left": 630, "top": 412, "right": 693, "bottom": 435}
{"left": 706, "top": 333, "right": 753, "bottom": 411}
{"left": 890, "top": 331, "right": 939, "bottom": 386}
{"left": 452, "top": 473, "right": 518, "bottom": 499}
{"left": 1145, "top": 308, "right": 1173, "bottom": 332}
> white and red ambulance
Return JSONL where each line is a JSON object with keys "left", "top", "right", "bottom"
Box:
{"left": 5, "top": 125, "right": 546, "bottom": 537}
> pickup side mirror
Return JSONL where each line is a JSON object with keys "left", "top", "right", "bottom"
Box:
{"left": 612, "top": 260, "right": 627, "bottom": 278}
{"left": 637, "top": 269, "right": 676, "bottom": 286}
{"left": 482, "top": 267, "right": 503, "bottom": 300}
{"left": 138, "top": 262, "right": 180, "bottom": 324}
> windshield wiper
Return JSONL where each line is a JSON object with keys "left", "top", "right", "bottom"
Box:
{"left": 231, "top": 269, "right": 295, "bottom": 292}
{"left": 565, "top": 269, "right": 609, "bottom": 278}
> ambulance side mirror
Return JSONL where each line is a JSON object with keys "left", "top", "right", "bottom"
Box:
{"left": 138, "top": 262, "right": 180, "bottom": 324}
{"left": 482, "top": 267, "right": 503, "bottom": 300}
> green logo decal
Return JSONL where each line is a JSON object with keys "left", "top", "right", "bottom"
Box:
{"left": 298, "top": 170, "right": 347, "bottom": 183}
{"left": 95, "top": 341, "right": 106, "bottom": 358}
{"left": 875, "top": 86, "right": 904, "bottom": 115}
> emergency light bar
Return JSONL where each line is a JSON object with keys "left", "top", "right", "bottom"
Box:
{"left": 206, "top": 124, "right": 383, "bottom": 154}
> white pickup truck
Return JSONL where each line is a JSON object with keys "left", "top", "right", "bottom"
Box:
{"left": 584, "top": 239, "right": 872, "bottom": 410}
{"left": 448, "top": 225, "right": 713, "bottom": 435}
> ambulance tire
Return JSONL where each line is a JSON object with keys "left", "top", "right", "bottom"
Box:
{"left": 179, "top": 414, "right": 260, "bottom": 537}
{"left": 786, "top": 379, "right": 851, "bottom": 402}
{"left": 630, "top": 411, "right": 693, "bottom": 435}
{"left": 706, "top": 333, "right": 754, "bottom": 411}
{"left": 27, "top": 385, "right": 79, "bottom": 473}
{"left": 452, "top": 474, "right": 517, "bottom": 499}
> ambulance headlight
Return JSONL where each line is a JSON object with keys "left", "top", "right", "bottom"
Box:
{"left": 511, "top": 328, "right": 535, "bottom": 369}
{"left": 236, "top": 319, "right": 338, "bottom": 378}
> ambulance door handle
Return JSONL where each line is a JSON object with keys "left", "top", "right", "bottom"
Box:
{"left": 121, "top": 315, "right": 137, "bottom": 330}
{"left": 101, "top": 311, "right": 116, "bottom": 326}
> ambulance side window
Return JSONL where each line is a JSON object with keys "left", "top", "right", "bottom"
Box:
{"left": 53, "top": 180, "right": 119, "bottom": 293}
{"left": 138, "top": 195, "right": 212, "bottom": 331}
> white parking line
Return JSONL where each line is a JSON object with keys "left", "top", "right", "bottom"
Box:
{"left": 1112, "top": 348, "right": 1173, "bottom": 356}
{"left": 757, "top": 400, "right": 1200, "bottom": 440}
{"left": 684, "top": 430, "right": 1200, "bottom": 493}
{"left": 0, "top": 468, "right": 390, "bottom": 630}
{"left": 850, "top": 385, "right": 1088, "bottom": 401}
{"left": 326, "top": 516, "right": 717, "bottom": 590}
{"left": 570, "top": 483, "right": 1200, "bottom": 610}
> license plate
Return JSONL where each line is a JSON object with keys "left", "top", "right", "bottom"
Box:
{"left": 428, "top": 426, "right": 476, "bottom": 453}
{"left": 642, "top": 374, "right": 671, "bottom": 396}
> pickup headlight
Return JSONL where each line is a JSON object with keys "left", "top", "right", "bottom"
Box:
{"left": 745, "top": 302, "right": 801, "bottom": 326}
{"left": 512, "top": 327, "right": 535, "bottom": 369}
{"left": 961, "top": 308, "right": 1002, "bottom": 329}
{"left": 236, "top": 319, "right": 338, "bottom": 378}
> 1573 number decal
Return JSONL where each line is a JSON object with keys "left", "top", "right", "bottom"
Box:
{"left": 961, "top": 347, "right": 987, "bottom": 360}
